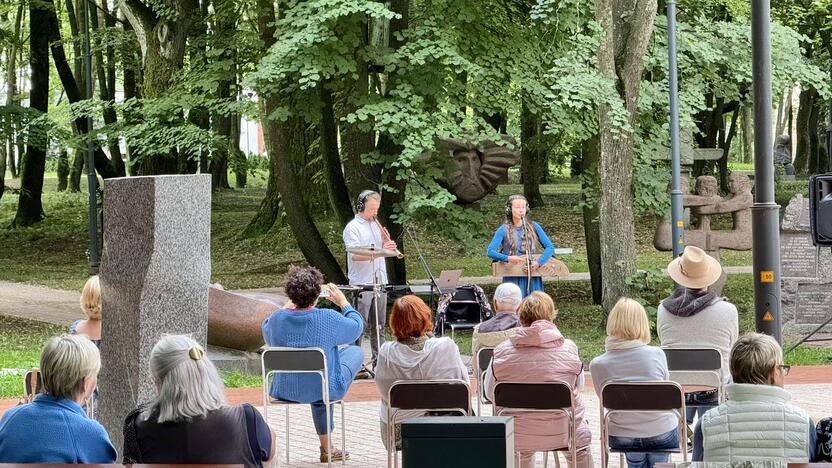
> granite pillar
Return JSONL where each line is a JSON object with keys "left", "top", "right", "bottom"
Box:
{"left": 97, "top": 174, "right": 211, "bottom": 451}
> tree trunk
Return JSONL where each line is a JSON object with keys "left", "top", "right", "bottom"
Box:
{"left": 807, "top": 96, "right": 822, "bottom": 175}
{"left": 121, "top": 0, "right": 198, "bottom": 175}
{"left": 231, "top": 114, "right": 247, "bottom": 187}
{"left": 65, "top": 0, "right": 84, "bottom": 96}
{"left": 186, "top": 0, "right": 210, "bottom": 175}
{"left": 6, "top": 2, "right": 24, "bottom": 181}
{"left": 320, "top": 85, "right": 356, "bottom": 226}
{"left": 717, "top": 108, "right": 739, "bottom": 191}
{"left": 91, "top": 0, "right": 126, "bottom": 177}
{"left": 521, "top": 102, "right": 545, "bottom": 207}
{"left": 794, "top": 86, "right": 817, "bottom": 175}
{"left": 208, "top": 0, "right": 234, "bottom": 189}
{"left": 741, "top": 102, "right": 753, "bottom": 164}
{"left": 14, "top": 1, "right": 50, "bottom": 226}
{"left": 581, "top": 136, "right": 603, "bottom": 305}
{"left": 0, "top": 143, "right": 6, "bottom": 202}
{"left": 339, "top": 20, "right": 377, "bottom": 200}
{"left": 595, "top": 0, "right": 655, "bottom": 313}
{"left": 121, "top": 9, "right": 140, "bottom": 176}
{"left": 57, "top": 150, "right": 70, "bottom": 191}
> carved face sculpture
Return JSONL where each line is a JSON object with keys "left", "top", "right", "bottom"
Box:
{"left": 730, "top": 174, "right": 752, "bottom": 194}
{"left": 696, "top": 176, "right": 718, "bottom": 197}
{"left": 454, "top": 149, "right": 484, "bottom": 189}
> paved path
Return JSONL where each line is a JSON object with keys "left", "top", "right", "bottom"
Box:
{"left": 0, "top": 265, "right": 755, "bottom": 326}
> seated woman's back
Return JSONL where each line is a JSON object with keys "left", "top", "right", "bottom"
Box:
{"left": 376, "top": 336, "right": 468, "bottom": 398}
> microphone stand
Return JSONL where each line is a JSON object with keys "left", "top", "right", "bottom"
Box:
{"left": 521, "top": 215, "right": 533, "bottom": 295}
{"left": 405, "top": 225, "right": 441, "bottom": 310}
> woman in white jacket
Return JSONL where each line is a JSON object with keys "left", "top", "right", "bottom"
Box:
{"left": 375, "top": 295, "right": 468, "bottom": 451}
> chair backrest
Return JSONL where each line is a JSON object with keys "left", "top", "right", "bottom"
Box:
{"left": 493, "top": 381, "right": 573, "bottom": 411}
{"left": 663, "top": 347, "right": 723, "bottom": 391}
{"left": 477, "top": 347, "right": 494, "bottom": 373}
{"left": 600, "top": 381, "right": 684, "bottom": 412}
{"left": 388, "top": 379, "right": 471, "bottom": 414}
{"left": 262, "top": 347, "right": 327, "bottom": 374}
{"left": 22, "top": 369, "right": 43, "bottom": 403}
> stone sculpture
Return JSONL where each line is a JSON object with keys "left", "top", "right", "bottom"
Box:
{"left": 207, "top": 286, "right": 285, "bottom": 352}
{"left": 425, "top": 136, "right": 520, "bottom": 204}
{"left": 774, "top": 134, "right": 795, "bottom": 176}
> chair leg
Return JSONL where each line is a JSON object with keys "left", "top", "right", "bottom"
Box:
{"left": 387, "top": 418, "right": 393, "bottom": 468}
{"left": 340, "top": 402, "right": 346, "bottom": 466}
{"left": 553, "top": 451, "right": 561, "bottom": 468}
{"left": 619, "top": 453, "right": 624, "bottom": 468}
{"left": 326, "top": 403, "right": 332, "bottom": 468}
{"left": 543, "top": 451, "right": 548, "bottom": 468}
{"left": 285, "top": 405, "right": 290, "bottom": 465}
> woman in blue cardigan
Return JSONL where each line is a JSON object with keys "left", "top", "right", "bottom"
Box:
{"left": 0, "top": 335, "right": 116, "bottom": 463}
{"left": 262, "top": 266, "right": 364, "bottom": 463}
{"left": 487, "top": 194, "right": 555, "bottom": 297}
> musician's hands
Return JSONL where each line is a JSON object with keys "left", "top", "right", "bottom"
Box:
{"left": 531, "top": 262, "right": 540, "bottom": 271}
{"left": 508, "top": 255, "right": 525, "bottom": 265}
{"left": 383, "top": 240, "right": 397, "bottom": 250}
{"left": 326, "top": 283, "right": 349, "bottom": 309}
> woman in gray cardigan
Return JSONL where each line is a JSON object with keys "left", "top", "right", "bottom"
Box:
{"left": 657, "top": 246, "right": 738, "bottom": 423}
{"left": 590, "top": 298, "right": 679, "bottom": 468}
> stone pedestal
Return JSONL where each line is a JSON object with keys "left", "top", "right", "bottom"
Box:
{"left": 97, "top": 175, "right": 211, "bottom": 450}
{"left": 780, "top": 194, "right": 832, "bottom": 333}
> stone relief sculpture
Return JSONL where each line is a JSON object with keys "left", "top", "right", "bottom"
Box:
{"left": 654, "top": 173, "right": 753, "bottom": 252}
{"left": 423, "top": 136, "right": 521, "bottom": 204}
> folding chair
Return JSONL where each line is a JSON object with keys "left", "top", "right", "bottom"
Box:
{"left": 475, "top": 347, "right": 495, "bottom": 414}
{"left": 440, "top": 286, "right": 484, "bottom": 339}
{"left": 387, "top": 379, "right": 471, "bottom": 468}
{"left": 22, "top": 369, "right": 43, "bottom": 404}
{"left": 261, "top": 347, "right": 345, "bottom": 467}
{"left": 599, "top": 381, "right": 688, "bottom": 468}
{"left": 494, "top": 381, "right": 590, "bottom": 468}
{"left": 662, "top": 347, "right": 725, "bottom": 405}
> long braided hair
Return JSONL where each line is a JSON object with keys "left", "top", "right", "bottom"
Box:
{"left": 503, "top": 194, "right": 538, "bottom": 255}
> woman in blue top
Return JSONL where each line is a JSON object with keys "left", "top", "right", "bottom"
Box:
{"left": 487, "top": 194, "right": 555, "bottom": 297}
{"left": 0, "top": 335, "right": 116, "bottom": 463}
{"left": 262, "top": 266, "right": 364, "bottom": 463}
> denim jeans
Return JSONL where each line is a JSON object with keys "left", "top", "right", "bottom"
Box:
{"left": 608, "top": 428, "right": 680, "bottom": 468}
{"left": 310, "top": 346, "right": 364, "bottom": 435}
{"left": 685, "top": 389, "right": 719, "bottom": 424}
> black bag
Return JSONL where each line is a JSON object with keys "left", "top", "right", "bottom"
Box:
{"left": 818, "top": 417, "right": 832, "bottom": 462}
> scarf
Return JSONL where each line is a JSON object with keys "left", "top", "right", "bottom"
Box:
{"left": 604, "top": 336, "right": 647, "bottom": 351}
{"left": 661, "top": 286, "right": 721, "bottom": 317}
{"left": 399, "top": 335, "right": 429, "bottom": 351}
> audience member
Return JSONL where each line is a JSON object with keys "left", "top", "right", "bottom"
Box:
{"left": 471, "top": 282, "right": 523, "bottom": 369}
{"left": 262, "top": 266, "right": 364, "bottom": 462}
{"left": 589, "top": 298, "right": 679, "bottom": 468}
{"left": 658, "top": 246, "right": 738, "bottom": 421}
{"left": 485, "top": 291, "right": 594, "bottom": 468}
{"left": 375, "top": 295, "right": 468, "bottom": 450}
{"left": 693, "top": 332, "right": 817, "bottom": 462}
{"left": 122, "top": 335, "right": 274, "bottom": 467}
{"left": 0, "top": 335, "right": 116, "bottom": 463}
{"left": 70, "top": 275, "right": 102, "bottom": 347}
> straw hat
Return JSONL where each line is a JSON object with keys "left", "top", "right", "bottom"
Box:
{"left": 667, "top": 246, "right": 722, "bottom": 290}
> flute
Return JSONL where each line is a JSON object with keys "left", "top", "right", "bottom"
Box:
{"left": 373, "top": 217, "right": 405, "bottom": 259}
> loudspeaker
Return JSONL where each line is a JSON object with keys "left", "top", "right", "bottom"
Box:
{"left": 809, "top": 174, "right": 832, "bottom": 246}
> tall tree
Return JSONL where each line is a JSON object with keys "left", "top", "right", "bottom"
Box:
{"left": 14, "top": 1, "right": 50, "bottom": 226}
{"left": 581, "top": 136, "right": 603, "bottom": 305}
{"left": 520, "top": 103, "right": 545, "bottom": 207}
{"left": 5, "top": 2, "right": 24, "bottom": 180}
{"left": 595, "top": 0, "right": 656, "bottom": 312}
{"left": 319, "top": 84, "right": 355, "bottom": 227}
{"left": 90, "top": 0, "right": 126, "bottom": 176}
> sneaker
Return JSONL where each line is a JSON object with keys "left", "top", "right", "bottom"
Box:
{"left": 355, "top": 364, "right": 373, "bottom": 380}
{"left": 320, "top": 446, "right": 350, "bottom": 463}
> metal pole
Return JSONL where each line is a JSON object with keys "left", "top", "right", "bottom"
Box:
{"left": 83, "top": 0, "right": 99, "bottom": 274}
{"left": 667, "top": 0, "right": 684, "bottom": 258}
{"left": 751, "top": 0, "right": 781, "bottom": 342}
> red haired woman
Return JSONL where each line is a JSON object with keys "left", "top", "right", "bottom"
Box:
{"left": 374, "top": 295, "right": 468, "bottom": 450}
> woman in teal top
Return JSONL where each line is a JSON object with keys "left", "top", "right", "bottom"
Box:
{"left": 487, "top": 194, "right": 554, "bottom": 297}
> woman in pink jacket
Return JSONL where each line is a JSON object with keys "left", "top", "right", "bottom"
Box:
{"left": 484, "top": 291, "right": 593, "bottom": 468}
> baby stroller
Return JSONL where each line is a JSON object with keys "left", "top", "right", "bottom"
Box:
{"left": 434, "top": 284, "right": 493, "bottom": 339}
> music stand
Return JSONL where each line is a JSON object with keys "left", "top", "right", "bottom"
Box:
{"left": 346, "top": 245, "right": 399, "bottom": 373}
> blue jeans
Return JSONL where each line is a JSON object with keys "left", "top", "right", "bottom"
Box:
{"left": 608, "top": 428, "right": 680, "bottom": 468}
{"left": 685, "top": 389, "right": 718, "bottom": 424}
{"left": 311, "top": 346, "right": 364, "bottom": 435}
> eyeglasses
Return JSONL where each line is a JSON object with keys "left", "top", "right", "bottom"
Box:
{"left": 778, "top": 365, "right": 791, "bottom": 376}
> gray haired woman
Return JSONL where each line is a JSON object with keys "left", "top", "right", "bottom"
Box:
{"left": 122, "top": 335, "right": 275, "bottom": 468}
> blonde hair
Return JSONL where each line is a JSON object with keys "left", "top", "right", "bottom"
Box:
{"left": 730, "top": 332, "right": 782, "bottom": 385}
{"left": 518, "top": 291, "right": 558, "bottom": 326}
{"left": 80, "top": 276, "right": 101, "bottom": 320}
{"left": 40, "top": 334, "right": 101, "bottom": 400}
{"left": 606, "top": 297, "right": 651, "bottom": 344}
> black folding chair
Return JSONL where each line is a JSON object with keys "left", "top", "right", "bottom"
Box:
{"left": 475, "top": 347, "right": 495, "bottom": 414}
{"left": 663, "top": 347, "right": 725, "bottom": 405}
{"left": 261, "top": 347, "right": 345, "bottom": 467}
{"left": 494, "top": 381, "right": 589, "bottom": 468}
{"left": 387, "top": 379, "right": 471, "bottom": 468}
{"left": 599, "top": 381, "right": 688, "bottom": 468}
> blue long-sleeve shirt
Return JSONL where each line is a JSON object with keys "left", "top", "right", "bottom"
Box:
{"left": 262, "top": 305, "right": 364, "bottom": 402}
{"left": 486, "top": 222, "right": 555, "bottom": 265}
{"left": 0, "top": 394, "right": 116, "bottom": 463}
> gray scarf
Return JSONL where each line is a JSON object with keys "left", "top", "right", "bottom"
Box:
{"left": 661, "top": 286, "right": 721, "bottom": 318}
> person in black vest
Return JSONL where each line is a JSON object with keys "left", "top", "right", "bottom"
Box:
{"left": 122, "top": 335, "right": 275, "bottom": 468}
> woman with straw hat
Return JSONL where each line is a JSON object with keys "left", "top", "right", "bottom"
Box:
{"left": 657, "top": 246, "right": 739, "bottom": 423}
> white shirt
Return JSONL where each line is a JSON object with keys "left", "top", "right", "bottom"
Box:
{"left": 343, "top": 214, "right": 388, "bottom": 285}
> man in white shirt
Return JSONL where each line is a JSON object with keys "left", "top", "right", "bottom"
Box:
{"left": 342, "top": 190, "right": 397, "bottom": 370}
